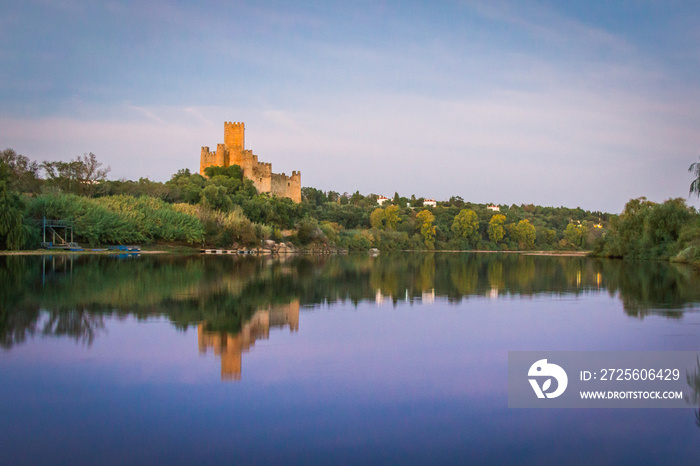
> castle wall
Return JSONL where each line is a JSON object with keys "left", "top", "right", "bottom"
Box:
{"left": 271, "top": 171, "right": 302, "bottom": 203}
{"left": 238, "top": 150, "right": 256, "bottom": 178}
{"left": 252, "top": 162, "right": 272, "bottom": 193}
{"left": 199, "top": 122, "right": 301, "bottom": 203}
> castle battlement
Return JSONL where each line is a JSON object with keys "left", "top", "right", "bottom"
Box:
{"left": 199, "top": 122, "right": 301, "bottom": 203}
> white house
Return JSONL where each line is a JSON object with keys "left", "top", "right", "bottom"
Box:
{"left": 377, "top": 195, "right": 389, "bottom": 206}
{"left": 424, "top": 199, "right": 437, "bottom": 207}
{"left": 487, "top": 205, "right": 500, "bottom": 212}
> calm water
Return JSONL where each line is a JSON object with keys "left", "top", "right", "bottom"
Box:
{"left": 1, "top": 253, "right": 700, "bottom": 465}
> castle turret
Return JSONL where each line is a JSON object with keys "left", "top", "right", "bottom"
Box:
{"left": 200, "top": 146, "right": 216, "bottom": 175}
{"left": 216, "top": 143, "right": 227, "bottom": 167}
{"left": 224, "top": 122, "right": 245, "bottom": 153}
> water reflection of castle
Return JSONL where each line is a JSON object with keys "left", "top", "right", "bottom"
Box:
{"left": 197, "top": 300, "right": 300, "bottom": 381}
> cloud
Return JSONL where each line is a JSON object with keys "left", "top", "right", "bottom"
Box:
{"left": 3, "top": 65, "right": 698, "bottom": 213}
{"left": 125, "top": 105, "right": 166, "bottom": 124}
{"left": 2, "top": 1, "right": 699, "bottom": 212}
{"left": 469, "top": 0, "right": 633, "bottom": 55}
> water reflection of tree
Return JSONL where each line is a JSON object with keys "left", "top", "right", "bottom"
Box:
{"left": 450, "top": 260, "right": 478, "bottom": 297}
{"left": 487, "top": 260, "right": 504, "bottom": 293}
{"left": 602, "top": 260, "right": 698, "bottom": 318}
{"left": 41, "top": 308, "right": 105, "bottom": 345}
{"left": 2, "top": 253, "right": 699, "bottom": 348}
{"left": 1, "top": 256, "right": 40, "bottom": 348}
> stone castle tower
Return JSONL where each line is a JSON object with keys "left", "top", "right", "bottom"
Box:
{"left": 200, "top": 122, "right": 301, "bottom": 203}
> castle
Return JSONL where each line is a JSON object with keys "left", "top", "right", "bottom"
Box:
{"left": 200, "top": 122, "right": 301, "bottom": 203}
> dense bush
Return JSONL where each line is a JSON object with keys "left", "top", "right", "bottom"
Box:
{"left": 595, "top": 198, "right": 697, "bottom": 260}
{"left": 28, "top": 194, "right": 204, "bottom": 245}
{"left": 0, "top": 162, "right": 35, "bottom": 249}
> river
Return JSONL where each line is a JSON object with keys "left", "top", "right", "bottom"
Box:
{"left": 1, "top": 253, "right": 699, "bottom": 464}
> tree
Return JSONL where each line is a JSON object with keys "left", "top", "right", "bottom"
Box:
{"left": 302, "top": 187, "right": 327, "bottom": 206}
{"left": 0, "top": 148, "right": 41, "bottom": 193}
{"left": 451, "top": 209, "right": 479, "bottom": 244}
{"left": 200, "top": 185, "right": 233, "bottom": 211}
{"left": 165, "top": 169, "right": 206, "bottom": 203}
{"left": 370, "top": 207, "right": 385, "bottom": 229}
{"left": 392, "top": 191, "right": 409, "bottom": 207}
{"left": 488, "top": 214, "right": 506, "bottom": 243}
{"left": 0, "top": 162, "right": 30, "bottom": 250}
{"left": 563, "top": 223, "right": 587, "bottom": 248}
{"left": 204, "top": 164, "right": 244, "bottom": 180}
{"left": 597, "top": 197, "right": 692, "bottom": 258}
{"left": 350, "top": 190, "right": 364, "bottom": 206}
{"left": 409, "top": 195, "right": 425, "bottom": 207}
{"left": 384, "top": 205, "right": 401, "bottom": 230}
{"left": 448, "top": 196, "right": 465, "bottom": 207}
{"left": 77, "top": 152, "right": 110, "bottom": 195}
{"left": 416, "top": 209, "right": 436, "bottom": 249}
{"left": 296, "top": 217, "right": 324, "bottom": 245}
{"left": 690, "top": 157, "right": 700, "bottom": 197}
{"left": 327, "top": 191, "right": 340, "bottom": 203}
{"left": 535, "top": 227, "right": 557, "bottom": 248}
{"left": 512, "top": 219, "right": 536, "bottom": 250}
{"left": 42, "top": 152, "right": 110, "bottom": 196}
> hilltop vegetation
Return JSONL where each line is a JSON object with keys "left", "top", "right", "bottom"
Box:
{"left": 1, "top": 147, "right": 698, "bottom": 264}
{"left": 592, "top": 197, "right": 700, "bottom": 266}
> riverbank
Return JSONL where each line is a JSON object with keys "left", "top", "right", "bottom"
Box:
{"left": 0, "top": 247, "right": 591, "bottom": 256}
{"left": 430, "top": 250, "right": 591, "bottom": 256}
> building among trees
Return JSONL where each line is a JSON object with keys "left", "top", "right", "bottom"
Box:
{"left": 200, "top": 122, "right": 301, "bottom": 203}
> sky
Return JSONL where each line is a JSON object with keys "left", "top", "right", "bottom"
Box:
{"left": 1, "top": 0, "right": 699, "bottom": 213}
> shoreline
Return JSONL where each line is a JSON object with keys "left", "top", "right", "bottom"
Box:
{"left": 0, "top": 249, "right": 170, "bottom": 255}
{"left": 425, "top": 250, "right": 590, "bottom": 256}
{"left": 0, "top": 248, "right": 591, "bottom": 257}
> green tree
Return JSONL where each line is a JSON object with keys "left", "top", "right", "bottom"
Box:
{"left": 416, "top": 210, "right": 436, "bottom": 249}
{"left": 42, "top": 152, "right": 110, "bottom": 196}
{"left": 302, "top": 187, "right": 327, "bottom": 206}
{"left": 488, "top": 214, "right": 506, "bottom": 243}
{"left": 370, "top": 207, "right": 385, "bottom": 229}
{"left": 204, "top": 164, "right": 244, "bottom": 180}
{"left": 165, "top": 169, "right": 206, "bottom": 204}
{"left": 535, "top": 227, "right": 557, "bottom": 248}
{"left": 448, "top": 196, "right": 465, "bottom": 207}
{"left": 512, "top": 219, "right": 536, "bottom": 250}
{"left": 0, "top": 162, "right": 31, "bottom": 250}
{"left": 451, "top": 209, "right": 479, "bottom": 244}
{"left": 384, "top": 205, "right": 401, "bottom": 230}
{"left": 563, "top": 223, "right": 587, "bottom": 248}
{"left": 0, "top": 148, "right": 41, "bottom": 193}
{"left": 202, "top": 164, "right": 255, "bottom": 197}
{"left": 599, "top": 197, "right": 691, "bottom": 258}
{"left": 296, "top": 217, "right": 325, "bottom": 245}
{"left": 200, "top": 185, "right": 233, "bottom": 211}
{"left": 76, "top": 152, "right": 110, "bottom": 196}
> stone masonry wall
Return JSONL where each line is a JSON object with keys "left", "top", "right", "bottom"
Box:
{"left": 271, "top": 171, "right": 301, "bottom": 203}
